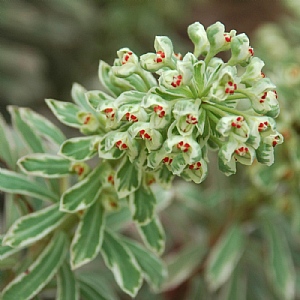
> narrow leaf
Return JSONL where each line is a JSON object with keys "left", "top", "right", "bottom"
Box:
{"left": 137, "top": 216, "right": 165, "bottom": 255}
{"left": 100, "top": 230, "right": 143, "bottom": 297}
{"left": 71, "top": 200, "right": 105, "bottom": 269}
{"left": 18, "top": 154, "right": 71, "bottom": 178}
{"left": 0, "top": 114, "right": 15, "bottom": 168}
{"left": 8, "top": 106, "right": 44, "bottom": 153}
{"left": 71, "top": 83, "right": 94, "bottom": 113}
{"left": 161, "top": 240, "right": 207, "bottom": 291}
{"left": 2, "top": 231, "right": 68, "bottom": 300}
{"left": 129, "top": 184, "right": 156, "bottom": 225}
{"left": 263, "top": 217, "right": 295, "bottom": 300}
{"left": 115, "top": 156, "right": 142, "bottom": 198}
{"left": 45, "top": 99, "right": 81, "bottom": 128}
{"left": 0, "top": 168, "right": 59, "bottom": 202}
{"left": 59, "top": 136, "right": 97, "bottom": 161}
{"left": 60, "top": 163, "right": 106, "bottom": 212}
{"left": 0, "top": 236, "right": 21, "bottom": 261}
{"left": 57, "top": 260, "right": 79, "bottom": 300}
{"left": 122, "top": 237, "right": 167, "bottom": 291}
{"left": 205, "top": 224, "right": 245, "bottom": 291}
{"left": 3, "top": 203, "right": 67, "bottom": 248}
{"left": 19, "top": 107, "right": 66, "bottom": 146}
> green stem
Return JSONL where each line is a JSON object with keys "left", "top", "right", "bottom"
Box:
{"left": 203, "top": 102, "right": 248, "bottom": 118}
{"left": 208, "top": 133, "right": 222, "bottom": 147}
{"left": 206, "top": 110, "right": 220, "bottom": 125}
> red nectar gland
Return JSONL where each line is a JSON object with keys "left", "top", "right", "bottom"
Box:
{"left": 259, "top": 92, "right": 268, "bottom": 103}
{"left": 104, "top": 108, "right": 115, "bottom": 120}
{"left": 189, "top": 161, "right": 202, "bottom": 170}
{"left": 171, "top": 74, "right": 183, "bottom": 88}
{"left": 115, "top": 140, "right": 128, "bottom": 150}
{"left": 272, "top": 135, "right": 281, "bottom": 147}
{"left": 162, "top": 156, "right": 173, "bottom": 165}
{"left": 231, "top": 116, "right": 244, "bottom": 129}
{"left": 122, "top": 51, "right": 133, "bottom": 65}
{"left": 225, "top": 81, "right": 237, "bottom": 94}
{"left": 155, "top": 50, "right": 166, "bottom": 63}
{"left": 248, "top": 47, "right": 254, "bottom": 56}
{"left": 83, "top": 114, "right": 92, "bottom": 125}
{"left": 258, "top": 121, "right": 269, "bottom": 132}
{"left": 177, "top": 141, "right": 191, "bottom": 152}
{"left": 107, "top": 175, "right": 114, "bottom": 185}
{"left": 125, "top": 112, "right": 138, "bottom": 122}
{"left": 139, "top": 129, "right": 152, "bottom": 140}
{"left": 186, "top": 114, "right": 198, "bottom": 125}
{"left": 153, "top": 105, "right": 166, "bottom": 118}
{"left": 224, "top": 33, "right": 232, "bottom": 43}
{"left": 235, "top": 146, "right": 249, "bottom": 156}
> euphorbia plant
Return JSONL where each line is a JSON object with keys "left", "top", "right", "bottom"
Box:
{"left": 0, "top": 21, "right": 282, "bottom": 299}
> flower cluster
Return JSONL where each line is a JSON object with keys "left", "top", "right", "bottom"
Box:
{"left": 62, "top": 22, "right": 283, "bottom": 189}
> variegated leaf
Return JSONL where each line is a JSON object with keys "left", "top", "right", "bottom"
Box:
{"left": 100, "top": 230, "right": 143, "bottom": 297}
{"left": 71, "top": 200, "right": 105, "bottom": 269}
{"left": 2, "top": 231, "right": 68, "bottom": 300}
{"left": 18, "top": 154, "right": 71, "bottom": 178}
{"left": 3, "top": 203, "right": 67, "bottom": 248}
{"left": 0, "top": 168, "right": 59, "bottom": 202}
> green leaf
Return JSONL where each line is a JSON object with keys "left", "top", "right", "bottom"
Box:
{"left": 19, "top": 107, "right": 66, "bottom": 146}
{"left": 18, "top": 154, "right": 71, "bottom": 178}
{"left": 219, "top": 265, "right": 246, "bottom": 300}
{"left": 59, "top": 136, "right": 97, "bottom": 161}
{"left": 70, "top": 200, "right": 105, "bottom": 269}
{"left": 161, "top": 240, "right": 207, "bottom": 291}
{"left": 122, "top": 238, "right": 167, "bottom": 291}
{"left": 205, "top": 224, "right": 245, "bottom": 291}
{"left": 3, "top": 203, "right": 67, "bottom": 248}
{"left": 60, "top": 163, "right": 106, "bottom": 212}
{"left": 0, "top": 236, "right": 21, "bottom": 261}
{"left": 1, "top": 231, "right": 68, "bottom": 300}
{"left": 0, "top": 168, "right": 59, "bottom": 202}
{"left": 78, "top": 273, "right": 116, "bottom": 300}
{"left": 0, "top": 114, "right": 15, "bottom": 168}
{"left": 71, "top": 83, "right": 93, "bottom": 112}
{"left": 129, "top": 184, "right": 156, "bottom": 225}
{"left": 100, "top": 230, "right": 143, "bottom": 297}
{"left": 115, "top": 156, "right": 142, "bottom": 198}
{"left": 137, "top": 216, "right": 165, "bottom": 255}
{"left": 57, "top": 260, "right": 79, "bottom": 300}
{"left": 8, "top": 106, "right": 44, "bottom": 153}
{"left": 45, "top": 99, "right": 81, "bottom": 128}
{"left": 263, "top": 217, "right": 295, "bottom": 300}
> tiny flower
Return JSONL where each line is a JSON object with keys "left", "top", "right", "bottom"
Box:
{"left": 240, "top": 57, "right": 265, "bottom": 85}
{"left": 187, "top": 22, "right": 210, "bottom": 57}
{"left": 70, "top": 162, "right": 91, "bottom": 179}
{"left": 206, "top": 22, "right": 236, "bottom": 55}
{"left": 216, "top": 115, "right": 250, "bottom": 142}
{"left": 77, "top": 112, "right": 99, "bottom": 133}
{"left": 228, "top": 34, "right": 253, "bottom": 66}
{"left": 140, "top": 36, "right": 175, "bottom": 71}
{"left": 209, "top": 65, "right": 239, "bottom": 101}
{"left": 112, "top": 48, "right": 140, "bottom": 77}
{"left": 181, "top": 158, "right": 208, "bottom": 184}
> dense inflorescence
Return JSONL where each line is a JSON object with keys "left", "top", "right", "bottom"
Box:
{"left": 50, "top": 21, "right": 282, "bottom": 192}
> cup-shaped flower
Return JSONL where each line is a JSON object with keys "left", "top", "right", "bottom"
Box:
{"left": 98, "top": 131, "right": 139, "bottom": 162}
{"left": 140, "top": 36, "right": 175, "bottom": 72}
{"left": 188, "top": 22, "right": 210, "bottom": 58}
{"left": 77, "top": 111, "right": 100, "bottom": 134}
{"left": 240, "top": 57, "right": 265, "bottom": 85}
{"left": 181, "top": 158, "right": 208, "bottom": 184}
{"left": 128, "top": 122, "right": 163, "bottom": 151}
{"left": 206, "top": 22, "right": 236, "bottom": 56}
{"left": 112, "top": 48, "right": 140, "bottom": 77}
{"left": 209, "top": 65, "right": 239, "bottom": 101}
{"left": 216, "top": 115, "right": 250, "bottom": 143}
{"left": 228, "top": 34, "right": 254, "bottom": 66}
{"left": 218, "top": 138, "right": 256, "bottom": 176}
{"left": 172, "top": 100, "right": 200, "bottom": 136}
{"left": 141, "top": 94, "right": 172, "bottom": 129}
